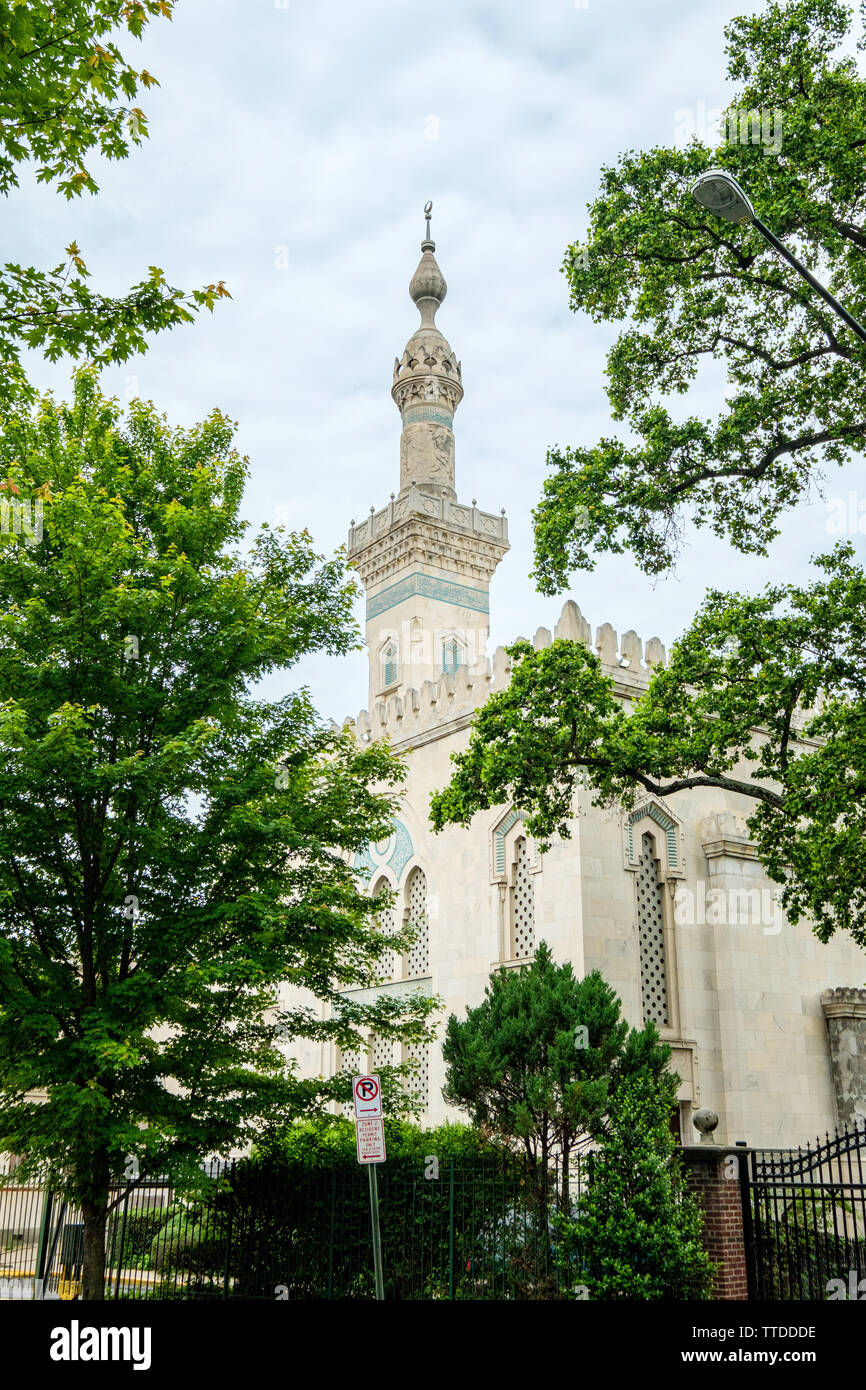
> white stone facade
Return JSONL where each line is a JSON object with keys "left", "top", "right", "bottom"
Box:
{"left": 295, "top": 213, "right": 865, "bottom": 1150}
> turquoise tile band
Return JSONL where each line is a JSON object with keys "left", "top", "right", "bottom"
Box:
{"left": 367, "top": 572, "right": 489, "bottom": 619}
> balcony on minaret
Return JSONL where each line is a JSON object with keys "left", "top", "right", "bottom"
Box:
{"left": 348, "top": 486, "right": 508, "bottom": 559}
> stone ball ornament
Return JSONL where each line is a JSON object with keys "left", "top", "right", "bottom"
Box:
{"left": 692, "top": 1106, "right": 720, "bottom": 1138}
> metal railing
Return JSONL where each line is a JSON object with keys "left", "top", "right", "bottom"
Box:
{"left": 744, "top": 1122, "right": 866, "bottom": 1300}
{"left": 0, "top": 1153, "right": 586, "bottom": 1301}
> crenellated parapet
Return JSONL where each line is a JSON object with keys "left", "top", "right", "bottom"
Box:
{"left": 342, "top": 597, "right": 668, "bottom": 745}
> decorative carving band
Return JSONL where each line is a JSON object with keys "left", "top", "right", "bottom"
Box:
{"left": 367, "top": 571, "right": 490, "bottom": 619}
{"left": 348, "top": 486, "right": 508, "bottom": 558}
{"left": 392, "top": 375, "right": 463, "bottom": 413}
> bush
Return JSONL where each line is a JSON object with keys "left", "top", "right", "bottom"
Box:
{"left": 149, "top": 1203, "right": 227, "bottom": 1279}
{"left": 254, "top": 1115, "right": 503, "bottom": 1165}
{"left": 556, "top": 1074, "right": 715, "bottom": 1300}
{"left": 106, "top": 1207, "right": 167, "bottom": 1271}
{"left": 226, "top": 1135, "right": 543, "bottom": 1300}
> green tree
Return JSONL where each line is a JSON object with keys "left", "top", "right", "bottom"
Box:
{"left": 533, "top": 0, "right": 866, "bottom": 583}
{"left": 0, "top": 0, "right": 228, "bottom": 413}
{"left": 0, "top": 371, "right": 435, "bottom": 1300}
{"left": 431, "top": 544, "right": 866, "bottom": 948}
{"left": 557, "top": 1072, "right": 714, "bottom": 1300}
{"left": 441, "top": 942, "right": 673, "bottom": 1207}
{"left": 430, "top": 1, "right": 866, "bottom": 957}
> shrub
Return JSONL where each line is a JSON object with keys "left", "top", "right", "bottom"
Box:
{"left": 254, "top": 1115, "right": 503, "bottom": 1166}
{"left": 556, "top": 1073, "right": 715, "bottom": 1299}
{"left": 149, "top": 1203, "right": 227, "bottom": 1279}
{"left": 106, "top": 1207, "right": 167, "bottom": 1271}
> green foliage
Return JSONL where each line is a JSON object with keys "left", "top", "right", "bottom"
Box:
{"left": 441, "top": 942, "right": 674, "bottom": 1172}
{"left": 0, "top": 371, "right": 436, "bottom": 1292}
{"left": 0, "top": 1, "right": 228, "bottom": 412}
{"left": 533, "top": 0, "right": 866, "bottom": 582}
{"left": 217, "top": 1152, "right": 561, "bottom": 1301}
{"left": 149, "top": 1203, "right": 226, "bottom": 1277}
{"left": 431, "top": 545, "right": 866, "bottom": 946}
{"left": 255, "top": 1115, "right": 504, "bottom": 1167}
{"left": 106, "top": 1205, "right": 166, "bottom": 1271}
{"left": 557, "top": 1074, "right": 715, "bottom": 1300}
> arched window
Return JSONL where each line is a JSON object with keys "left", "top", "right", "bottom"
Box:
{"left": 405, "top": 866, "right": 429, "bottom": 977}
{"left": 372, "top": 876, "right": 397, "bottom": 984}
{"left": 380, "top": 639, "right": 398, "bottom": 690}
{"left": 636, "top": 831, "right": 670, "bottom": 1026}
{"left": 510, "top": 836, "right": 535, "bottom": 959}
{"left": 442, "top": 637, "right": 461, "bottom": 676}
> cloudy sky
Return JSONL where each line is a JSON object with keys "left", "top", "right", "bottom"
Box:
{"left": 7, "top": 0, "right": 864, "bottom": 721}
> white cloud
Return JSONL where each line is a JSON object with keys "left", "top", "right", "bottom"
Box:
{"left": 4, "top": 0, "right": 862, "bottom": 721}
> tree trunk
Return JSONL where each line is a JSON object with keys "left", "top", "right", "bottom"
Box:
{"left": 79, "top": 1151, "right": 111, "bottom": 1301}
{"left": 560, "top": 1141, "right": 570, "bottom": 1214}
{"left": 81, "top": 1197, "right": 108, "bottom": 1300}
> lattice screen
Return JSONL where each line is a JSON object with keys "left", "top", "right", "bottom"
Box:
{"left": 510, "top": 836, "right": 535, "bottom": 959}
{"left": 636, "top": 831, "right": 669, "bottom": 1026}
{"left": 406, "top": 867, "right": 429, "bottom": 977}
{"left": 340, "top": 1047, "right": 362, "bottom": 1118}
{"left": 404, "top": 1040, "right": 429, "bottom": 1112}
{"left": 373, "top": 878, "right": 397, "bottom": 983}
{"left": 382, "top": 641, "right": 397, "bottom": 688}
{"left": 371, "top": 1033, "right": 392, "bottom": 1072}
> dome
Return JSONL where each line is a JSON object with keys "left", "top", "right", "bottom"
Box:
{"left": 409, "top": 248, "right": 447, "bottom": 311}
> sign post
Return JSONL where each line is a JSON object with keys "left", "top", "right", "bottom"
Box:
{"left": 367, "top": 1165, "right": 385, "bottom": 1302}
{"left": 353, "top": 1074, "right": 386, "bottom": 1300}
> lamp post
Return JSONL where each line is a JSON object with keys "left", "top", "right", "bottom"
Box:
{"left": 691, "top": 168, "right": 866, "bottom": 345}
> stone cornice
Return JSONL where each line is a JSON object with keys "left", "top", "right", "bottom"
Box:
{"left": 821, "top": 987, "right": 866, "bottom": 1021}
{"left": 701, "top": 835, "right": 762, "bottom": 862}
{"left": 336, "top": 976, "right": 434, "bottom": 1007}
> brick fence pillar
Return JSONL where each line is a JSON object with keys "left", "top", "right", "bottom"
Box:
{"left": 679, "top": 1144, "right": 750, "bottom": 1300}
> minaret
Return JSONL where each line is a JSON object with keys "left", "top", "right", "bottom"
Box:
{"left": 348, "top": 205, "right": 509, "bottom": 713}
{"left": 393, "top": 200, "right": 462, "bottom": 499}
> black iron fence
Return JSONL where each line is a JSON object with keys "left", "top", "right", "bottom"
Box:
{"left": 743, "top": 1122, "right": 866, "bottom": 1300}
{"left": 0, "top": 1153, "right": 585, "bottom": 1301}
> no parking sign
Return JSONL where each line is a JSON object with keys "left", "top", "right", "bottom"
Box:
{"left": 352, "top": 1073, "right": 386, "bottom": 1297}
{"left": 352, "top": 1073, "right": 382, "bottom": 1119}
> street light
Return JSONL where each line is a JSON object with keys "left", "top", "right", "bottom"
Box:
{"left": 691, "top": 168, "right": 866, "bottom": 345}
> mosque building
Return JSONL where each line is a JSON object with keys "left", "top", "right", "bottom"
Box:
{"left": 291, "top": 209, "right": 866, "bottom": 1148}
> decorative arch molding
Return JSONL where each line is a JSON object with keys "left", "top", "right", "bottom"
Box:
{"left": 403, "top": 863, "right": 431, "bottom": 979}
{"left": 490, "top": 807, "right": 540, "bottom": 884}
{"left": 624, "top": 801, "right": 684, "bottom": 877}
{"left": 440, "top": 626, "right": 468, "bottom": 677}
{"left": 370, "top": 868, "right": 397, "bottom": 896}
{"left": 385, "top": 851, "right": 434, "bottom": 929}
{"left": 353, "top": 818, "right": 414, "bottom": 884}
